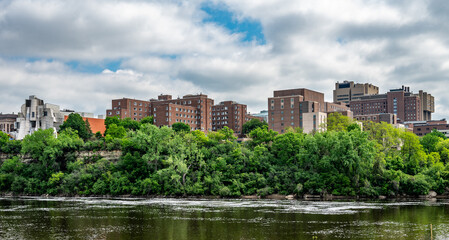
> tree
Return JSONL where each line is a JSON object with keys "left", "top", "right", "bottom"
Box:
{"left": 105, "top": 124, "right": 126, "bottom": 139}
{"left": 242, "top": 119, "right": 268, "bottom": 135}
{"left": 59, "top": 113, "right": 93, "bottom": 140}
{"left": 140, "top": 116, "right": 154, "bottom": 125}
{"left": 326, "top": 112, "right": 352, "bottom": 132}
{"left": 0, "top": 131, "right": 9, "bottom": 152}
{"left": 105, "top": 116, "right": 121, "bottom": 129}
{"left": 420, "top": 129, "right": 446, "bottom": 154}
{"left": 219, "top": 126, "right": 236, "bottom": 141}
{"left": 121, "top": 118, "right": 141, "bottom": 131}
{"left": 172, "top": 122, "right": 190, "bottom": 133}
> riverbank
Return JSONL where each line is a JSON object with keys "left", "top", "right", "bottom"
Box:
{"left": 2, "top": 192, "right": 449, "bottom": 201}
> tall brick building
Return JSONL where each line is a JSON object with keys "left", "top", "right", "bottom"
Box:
{"left": 349, "top": 86, "right": 434, "bottom": 123}
{"left": 268, "top": 88, "right": 350, "bottom": 134}
{"left": 212, "top": 101, "right": 247, "bottom": 134}
{"left": 106, "top": 94, "right": 214, "bottom": 131}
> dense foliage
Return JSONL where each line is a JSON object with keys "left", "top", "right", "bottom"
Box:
{"left": 242, "top": 118, "right": 268, "bottom": 135}
{"left": 0, "top": 114, "right": 448, "bottom": 197}
{"left": 59, "top": 113, "right": 93, "bottom": 140}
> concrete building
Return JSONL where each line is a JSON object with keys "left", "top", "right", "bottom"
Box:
{"left": 349, "top": 86, "right": 433, "bottom": 123}
{"left": 212, "top": 101, "right": 247, "bottom": 134}
{"left": 334, "top": 81, "right": 379, "bottom": 104}
{"left": 268, "top": 88, "right": 351, "bottom": 134}
{"left": 13, "top": 95, "right": 65, "bottom": 140}
{"left": 0, "top": 113, "right": 18, "bottom": 134}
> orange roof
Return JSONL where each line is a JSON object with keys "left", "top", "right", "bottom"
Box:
{"left": 63, "top": 116, "right": 106, "bottom": 134}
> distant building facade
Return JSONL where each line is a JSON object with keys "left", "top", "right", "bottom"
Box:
{"left": 14, "top": 95, "right": 65, "bottom": 140}
{"left": 106, "top": 94, "right": 215, "bottom": 131}
{"left": 268, "top": 88, "right": 351, "bottom": 134}
{"left": 63, "top": 115, "right": 106, "bottom": 134}
{"left": 354, "top": 113, "right": 397, "bottom": 124}
{"left": 405, "top": 119, "right": 449, "bottom": 137}
{"left": 0, "top": 113, "right": 17, "bottom": 134}
{"left": 248, "top": 110, "right": 268, "bottom": 123}
{"left": 349, "top": 86, "right": 434, "bottom": 123}
{"left": 212, "top": 101, "right": 247, "bottom": 134}
{"left": 334, "top": 81, "right": 379, "bottom": 105}
{"left": 106, "top": 98, "right": 151, "bottom": 121}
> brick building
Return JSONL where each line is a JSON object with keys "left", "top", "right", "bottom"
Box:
{"left": 268, "top": 88, "right": 351, "bottom": 134}
{"left": 334, "top": 81, "right": 379, "bottom": 104}
{"left": 349, "top": 86, "right": 434, "bottom": 123}
{"left": 354, "top": 113, "right": 397, "bottom": 124}
{"left": 150, "top": 94, "right": 214, "bottom": 131}
{"left": 212, "top": 101, "right": 247, "bottom": 134}
{"left": 0, "top": 113, "right": 17, "bottom": 134}
{"left": 106, "top": 98, "right": 151, "bottom": 121}
{"left": 106, "top": 94, "right": 215, "bottom": 131}
{"left": 405, "top": 119, "right": 449, "bottom": 137}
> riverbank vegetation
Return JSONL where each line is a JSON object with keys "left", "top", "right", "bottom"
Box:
{"left": 0, "top": 114, "right": 448, "bottom": 197}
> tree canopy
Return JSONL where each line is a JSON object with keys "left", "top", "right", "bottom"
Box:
{"left": 242, "top": 118, "right": 268, "bottom": 135}
{"left": 59, "top": 113, "right": 93, "bottom": 140}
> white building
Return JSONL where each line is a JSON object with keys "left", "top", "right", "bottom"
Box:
{"left": 13, "top": 96, "right": 65, "bottom": 140}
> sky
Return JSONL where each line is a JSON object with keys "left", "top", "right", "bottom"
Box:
{"left": 1, "top": 0, "right": 449, "bottom": 119}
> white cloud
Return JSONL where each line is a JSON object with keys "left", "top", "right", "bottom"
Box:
{"left": 0, "top": 0, "right": 449, "bottom": 120}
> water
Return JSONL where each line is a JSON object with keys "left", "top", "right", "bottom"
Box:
{"left": 0, "top": 197, "right": 448, "bottom": 239}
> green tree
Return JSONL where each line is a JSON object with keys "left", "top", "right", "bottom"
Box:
{"left": 140, "top": 116, "right": 154, "bottom": 125}
{"left": 248, "top": 126, "right": 278, "bottom": 147}
{"left": 121, "top": 118, "right": 141, "bottom": 131}
{"left": 242, "top": 119, "right": 267, "bottom": 135}
{"left": 105, "top": 124, "right": 126, "bottom": 139}
{"left": 326, "top": 112, "right": 352, "bottom": 132}
{"left": 420, "top": 129, "right": 445, "bottom": 154}
{"left": 172, "top": 122, "right": 190, "bottom": 133}
{"left": 59, "top": 113, "right": 93, "bottom": 140}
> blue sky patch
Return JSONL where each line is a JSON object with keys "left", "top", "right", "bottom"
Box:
{"left": 201, "top": 3, "right": 266, "bottom": 44}
{"left": 66, "top": 59, "right": 122, "bottom": 73}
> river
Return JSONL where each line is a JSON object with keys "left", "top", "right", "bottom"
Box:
{"left": 0, "top": 197, "right": 448, "bottom": 239}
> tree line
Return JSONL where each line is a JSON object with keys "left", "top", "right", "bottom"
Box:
{"left": 0, "top": 113, "right": 448, "bottom": 197}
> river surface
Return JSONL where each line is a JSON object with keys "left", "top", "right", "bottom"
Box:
{"left": 0, "top": 197, "right": 448, "bottom": 240}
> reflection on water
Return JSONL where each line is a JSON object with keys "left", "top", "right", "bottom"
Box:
{"left": 0, "top": 197, "right": 448, "bottom": 240}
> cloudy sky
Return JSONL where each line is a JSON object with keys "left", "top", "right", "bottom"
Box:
{"left": 1, "top": 0, "right": 448, "bottom": 119}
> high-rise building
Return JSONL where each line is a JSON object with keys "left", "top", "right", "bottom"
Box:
{"left": 334, "top": 81, "right": 379, "bottom": 105}
{"left": 349, "top": 86, "right": 434, "bottom": 123}
{"left": 268, "top": 88, "right": 350, "bottom": 134}
{"left": 212, "top": 101, "right": 247, "bottom": 134}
